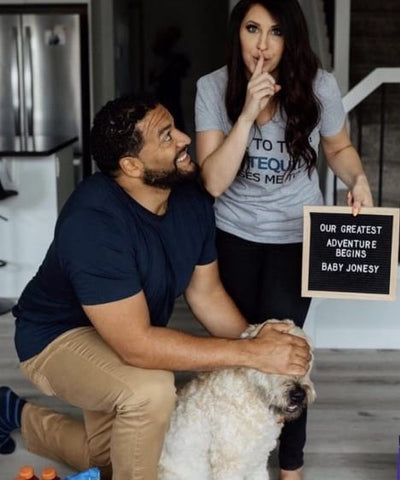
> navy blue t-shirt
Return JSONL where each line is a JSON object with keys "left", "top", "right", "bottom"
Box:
{"left": 14, "top": 173, "right": 216, "bottom": 361}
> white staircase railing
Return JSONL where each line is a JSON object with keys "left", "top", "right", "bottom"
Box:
{"left": 324, "top": 67, "right": 400, "bottom": 205}
{"left": 342, "top": 68, "right": 400, "bottom": 113}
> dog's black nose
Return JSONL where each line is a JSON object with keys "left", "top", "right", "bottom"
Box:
{"left": 289, "top": 388, "right": 306, "bottom": 404}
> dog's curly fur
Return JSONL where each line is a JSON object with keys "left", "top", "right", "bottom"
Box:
{"left": 158, "top": 319, "right": 316, "bottom": 480}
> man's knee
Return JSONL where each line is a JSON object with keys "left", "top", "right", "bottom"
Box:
{"left": 119, "top": 370, "right": 176, "bottom": 424}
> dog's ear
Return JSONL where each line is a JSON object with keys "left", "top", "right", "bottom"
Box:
{"left": 265, "top": 318, "right": 296, "bottom": 328}
{"left": 241, "top": 319, "right": 301, "bottom": 339}
{"left": 242, "top": 319, "right": 296, "bottom": 339}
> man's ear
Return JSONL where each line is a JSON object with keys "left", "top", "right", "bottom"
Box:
{"left": 119, "top": 156, "right": 143, "bottom": 178}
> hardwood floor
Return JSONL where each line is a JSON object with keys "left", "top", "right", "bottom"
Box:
{"left": 303, "top": 348, "right": 399, "bottom": 479}
{"left": 1, "top": 300, "right": 399, "bottom": 479}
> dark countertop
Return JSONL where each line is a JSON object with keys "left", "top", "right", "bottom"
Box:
{"left": 0, "top": 136, "right": 78, "bottom": 156}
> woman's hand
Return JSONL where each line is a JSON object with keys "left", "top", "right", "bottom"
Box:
{"left": 240, "top": 56, "right": 281, "bottom": 124}
{"left": 347, "top": 176, "right": 374, "bottom": 216}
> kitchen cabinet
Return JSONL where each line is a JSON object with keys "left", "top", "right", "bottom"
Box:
{"left": 0, "top": 136, "right": 76, "bottom": 297}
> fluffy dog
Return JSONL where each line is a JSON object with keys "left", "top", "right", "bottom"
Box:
{"left": 158, "top": 319, "right": 315, "bottom": 480}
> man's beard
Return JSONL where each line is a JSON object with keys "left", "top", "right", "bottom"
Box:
{"left": 143, "top": 161, "right": 199, "bottom": 190}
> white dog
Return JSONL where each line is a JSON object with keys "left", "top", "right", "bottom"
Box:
{"left": 158, "top": 319, "right": 315, "bottom": 480}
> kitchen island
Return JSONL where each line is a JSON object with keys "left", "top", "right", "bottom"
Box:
{"left": 0, "top": 136, "right": 77, "bottom": 299}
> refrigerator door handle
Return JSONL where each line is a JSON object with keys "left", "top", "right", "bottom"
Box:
{"left": 24, "top": 25, "right": 34, "bottom": 137}
{"left": 12, "top": 25, "right": 23, "bottom": 137}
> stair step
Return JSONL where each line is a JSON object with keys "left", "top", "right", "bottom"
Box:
{"left": 335, "top": 188, "right": 399, "bottom": 209}
{"left": 351, "top": 89, "right": 400, "bottom": 112}
{"left": 362, "top": 162, "right": 400, "bottom": 208}
{"left": 351, "top": 106, "right": 400, "bottom": 125}
{"left": 350, "top": 40, "right": 400, "bottom": 66}
{"left": 351, "top": 13, "right": 400, "bottom": 37}
{"left": 350, "top": 122, "right": 400, "bottom": 156}
{"left": 361, "top": 144, "right": 400, "bottom": 162}
{"left": 352, "top": 0, "right": 400, "bottom": 12}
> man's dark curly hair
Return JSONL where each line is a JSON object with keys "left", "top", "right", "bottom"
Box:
{"left": 90, "top": 95, "right": 158, "bottom": 177}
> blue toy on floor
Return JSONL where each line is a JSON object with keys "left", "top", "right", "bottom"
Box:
{"left": 64, "top": 468, "right": 100, "bottom": 480}
{"left": 397, "top": 435, "right": 400, "bottom": 480}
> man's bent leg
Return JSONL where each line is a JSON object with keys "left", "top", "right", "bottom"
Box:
{"left": 22, "top": 405, "right": 113, "bottom": 479}
{"left": 107, "top": 369, "right": 176, "bottom": 480}
{"left": 22, "top": 403, "right": 90, "bottom": 471}
{"left": 20, "top": 327, "right": 176, "bottom": 480}
{"left": 83, "top": 410, "right": 114, "bottom": 478}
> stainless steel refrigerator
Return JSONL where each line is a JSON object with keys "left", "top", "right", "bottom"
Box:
{"left": 0, "top": 4, "right": 91, "bottom": 177}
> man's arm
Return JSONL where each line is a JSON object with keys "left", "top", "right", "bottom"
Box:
{"left": 83, "top": 264, "right": 310, "bottom": 376}
{"left": 184, "top": 261, "right": 248, "bottom": 338}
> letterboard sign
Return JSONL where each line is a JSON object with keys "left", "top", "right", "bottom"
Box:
{"left": 302, "top": 206, "right": 399, "bottom": 300}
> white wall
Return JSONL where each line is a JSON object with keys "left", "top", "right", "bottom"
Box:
{"left": 304, "top": 267, "right": 400, "bottom": 349}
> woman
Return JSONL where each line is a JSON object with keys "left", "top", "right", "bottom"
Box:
{"left": 195, "top": 1, "right": 373, "bottom": 479}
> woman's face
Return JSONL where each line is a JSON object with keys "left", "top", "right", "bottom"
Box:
{"left": 239, "top": 3, "right": 285, "bottom": 79}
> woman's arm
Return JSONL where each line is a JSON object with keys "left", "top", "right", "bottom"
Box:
{"left": 196, "top": 119, "right": 253, "bottom": 197}
{"left": 197, "top": 57, "right": 280, "bottom": 197}
{"left": 321, "top": 124, "right": 374, "bottom": 215}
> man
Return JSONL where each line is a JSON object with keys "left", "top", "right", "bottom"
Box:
{"left": 0, "top": 96, "right": 310, "bottom": 480}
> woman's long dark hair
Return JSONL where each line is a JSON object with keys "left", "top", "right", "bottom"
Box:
{"left": 226, "top": 0, "right": 321, "bottom": 174}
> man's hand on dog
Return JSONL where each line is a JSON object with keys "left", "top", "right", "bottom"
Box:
{"left": 248, "top": 323, "right": 311, "bottom": 376}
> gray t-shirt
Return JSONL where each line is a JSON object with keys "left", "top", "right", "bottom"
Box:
{"left": 195, "top": 66, "right": 345, "bottom": 243}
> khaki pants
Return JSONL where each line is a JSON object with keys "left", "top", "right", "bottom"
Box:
{"left": 20, "top": 327, "right": 176, "bottom": 480}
